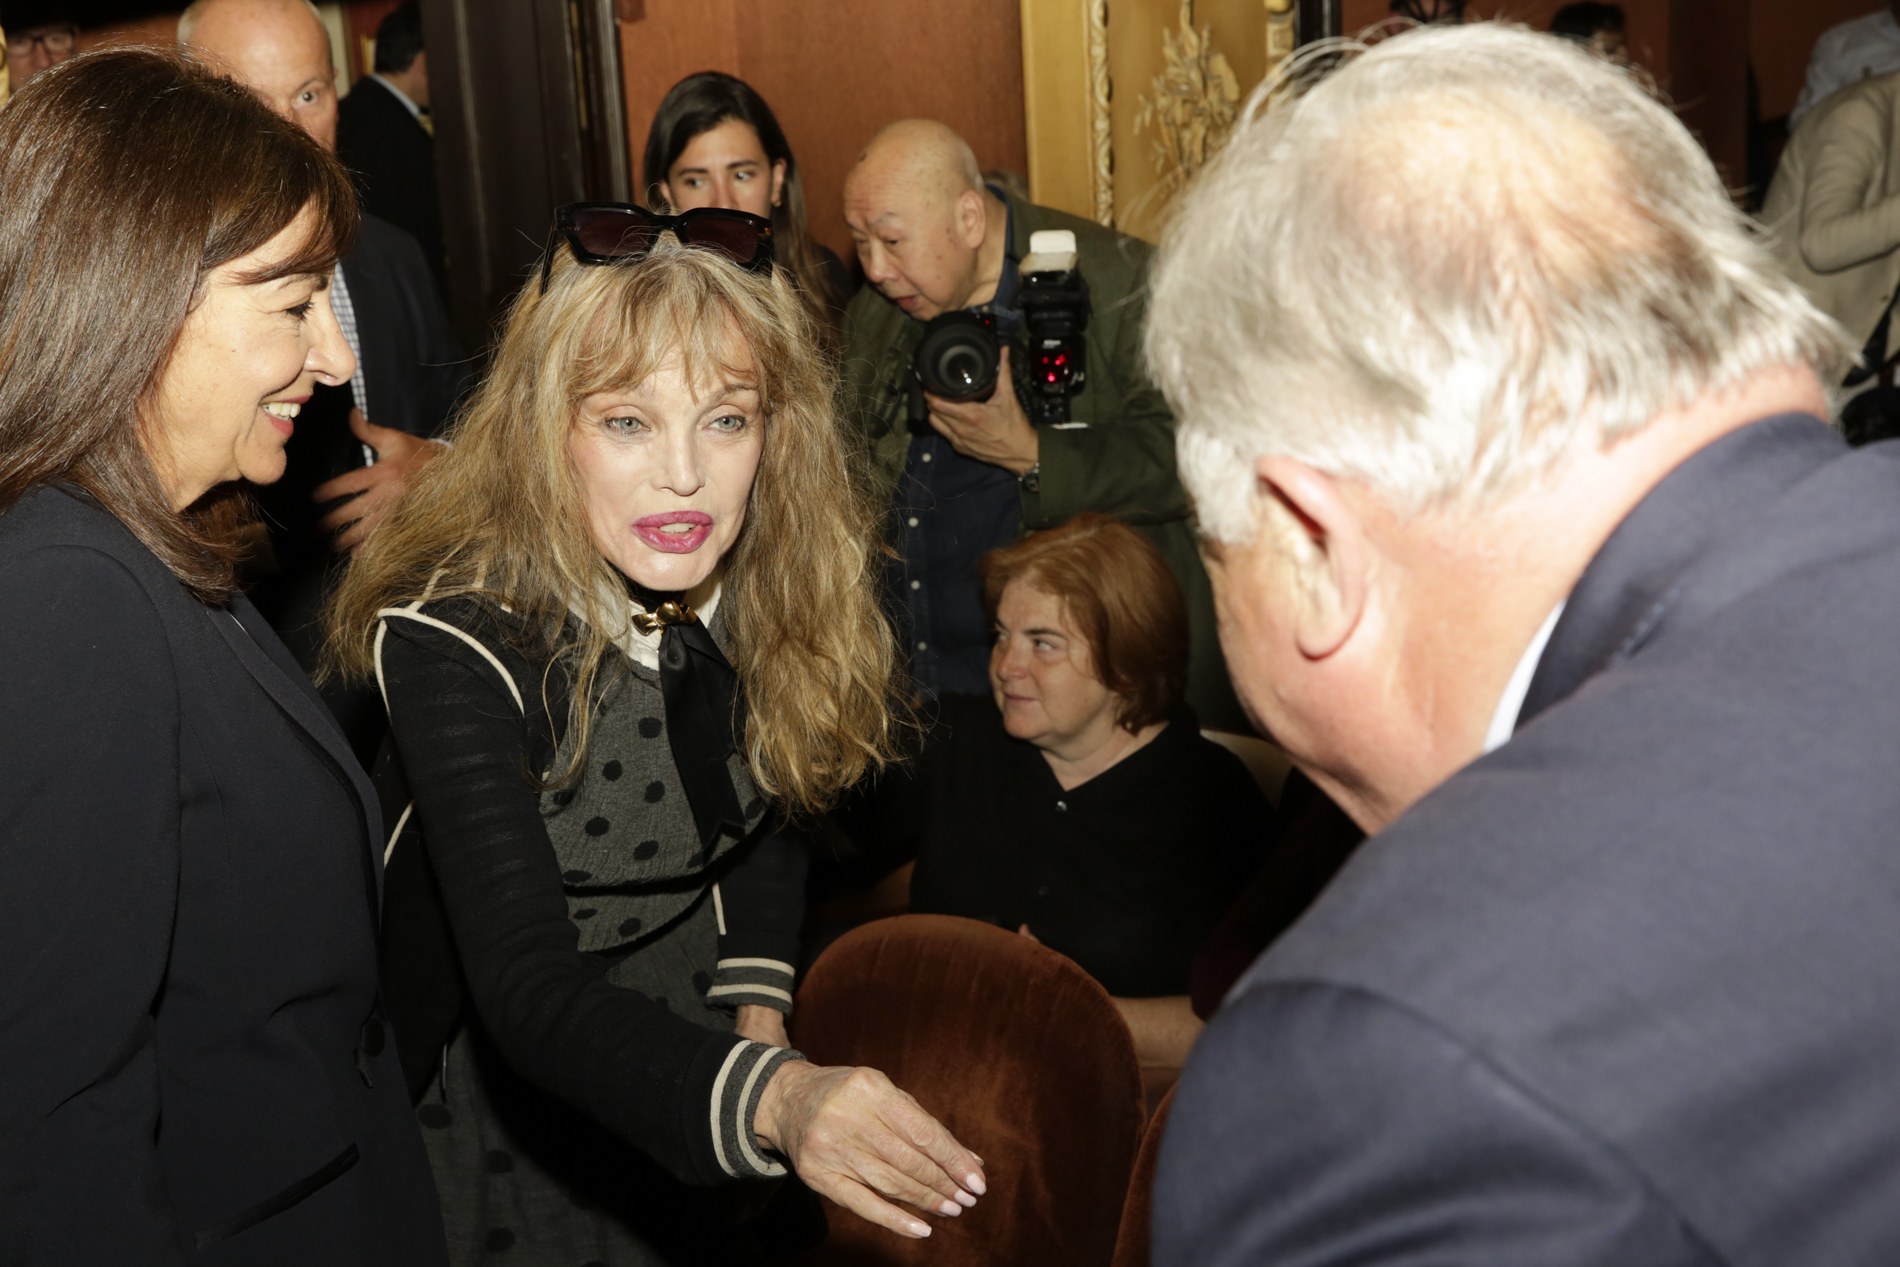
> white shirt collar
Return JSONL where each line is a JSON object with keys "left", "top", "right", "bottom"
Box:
{"left": 1482, "top": 601, "right": 1566, "bottom": 754}
{"left": 584, "top": 570, "right": 724, "bottom": 672}
{"left": 372, "top": 73, "right": 424, "bottom": 121}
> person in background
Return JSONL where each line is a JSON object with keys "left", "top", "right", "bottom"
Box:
{"left": 1147, "top": 23, "right": 1900, "bottom": 1266}
{"left": 835, "top": 514, "right": 1277, "bottom": 1075}
{"left": 0, "top": 49, "right": 445, "bottom": 1264}
{"left": 2, "top": 1, "right": 73, "bottom": 94}
{"left": 337, "top": 0, "right": 445, "bottom": 294}
{"left": 1548, "top": 1, "right": 1625, "bottom": 61}
{"left": 643, "top": 71, "right": 852, "bottom": 341}
{"left": 841, "top": 119, "right": 1245, "bottom": 733}
{"left": 328, "top": 222, "right": 984, "bottom": 1261}
{"left": 1761, "top": 67, "right": 1900, "bottom": 428}
{"left": 1791, "top": 2, "right": 1900, "bottom": 129}
{"left": 181, "top": 0, "right": 467, "bottom": 762}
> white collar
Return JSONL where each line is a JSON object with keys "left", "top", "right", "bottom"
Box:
{"left": 372, "top": 73, "right": 424, "bottom": 121}
{"left": 1482, "top": 601, "right": 1565, "bottom": 754}
{"left": 590, "top": 570, "right": 724, "bottom": 672}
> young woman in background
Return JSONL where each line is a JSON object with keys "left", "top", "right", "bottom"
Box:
{"left": 643, "top": 71, "right": 853, "bottom": 340}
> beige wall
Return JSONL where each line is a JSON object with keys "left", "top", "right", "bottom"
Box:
{"left": 619, "top": 0, "right": 1029, "bottom": 266}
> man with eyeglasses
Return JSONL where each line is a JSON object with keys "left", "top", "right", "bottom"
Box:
{"left": 4, "top": 4, "right": 75, "bottom": 94}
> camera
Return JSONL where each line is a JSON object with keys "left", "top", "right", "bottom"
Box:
{"left": 913, "top": 310, "right": 1004, "bottom": 403}
{"left": 907, "top": 230, "right": 1092, "bottom": 427}
{"left": 1017, "top": 230, "right": 1092, "bottom": 426}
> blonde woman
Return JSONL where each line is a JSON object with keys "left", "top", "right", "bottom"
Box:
{"left": 328, "top": 208, "right": 983, "bottom": 1264}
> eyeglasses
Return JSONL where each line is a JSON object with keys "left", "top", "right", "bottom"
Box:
{"left": 7, "top": 29, "right": 76, "bottom": 56}
{"left": 540, "top": 202, "right": 774, "bottom": 294}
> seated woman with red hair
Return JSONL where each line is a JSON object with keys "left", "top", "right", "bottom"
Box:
{"left": 836, "top": 514, "right": 1279, "bottom": 1066}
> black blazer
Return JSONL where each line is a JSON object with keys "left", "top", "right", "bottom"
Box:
{"left": 336, "top": 76, "right": 445, "bottom": 292}
{"left": 1155, "top": 415, "right": 1900, "bottom": 1266}
{"left": 0, "top": 487, "right": 446, "bottom": 1265}
{"left": 343, "top": 214, "right": 465, "bottom": 443}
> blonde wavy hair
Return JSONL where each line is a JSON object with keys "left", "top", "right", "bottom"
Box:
{"left": 325, "top": 237, "right": 903, "bottom": 812}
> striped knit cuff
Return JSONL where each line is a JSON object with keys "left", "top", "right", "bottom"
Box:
{"left": 705, "top": 956, "right": 797, "bottom": 1016}
{"left": 709, "top": 1040, "right": 803, "bottom": 1180}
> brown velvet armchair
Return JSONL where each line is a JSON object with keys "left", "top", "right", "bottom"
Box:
{"left": 791, "top": 914, "right": 1148, "bottom": 1266}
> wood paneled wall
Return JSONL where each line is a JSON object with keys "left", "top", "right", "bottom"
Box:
{"left": 618, "top": 0, "right": 1029, "bottom": 265}
{"left": 1754, "top": 0, "right": 1883, "bottom": 120}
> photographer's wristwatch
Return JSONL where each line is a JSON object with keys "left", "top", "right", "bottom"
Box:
{"left": 1018, "top": 461, "right": 1041, "bottom": 493}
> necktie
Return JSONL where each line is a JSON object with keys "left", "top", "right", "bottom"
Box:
{"left": 621, "top": 573, "right": 750, "bottom": 851}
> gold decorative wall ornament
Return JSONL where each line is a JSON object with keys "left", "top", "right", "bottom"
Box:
{"left": 1086, "top": 0, "right": 1113, "bottom": 226}
{"left": 1133, "top": 0, "right": 1241, "bottom": 200}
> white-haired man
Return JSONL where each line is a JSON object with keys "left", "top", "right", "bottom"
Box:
{"left": 1147, "top": 23, "right": 1900, "bottom": 1266}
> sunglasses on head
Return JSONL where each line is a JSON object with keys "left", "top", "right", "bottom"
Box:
{"left": 540, "top": 202, "right": 775, "bottom": 293}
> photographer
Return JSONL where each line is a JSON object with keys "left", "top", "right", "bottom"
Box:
{"left": 841, "top": 119, "right": 1242, "bottom": 730}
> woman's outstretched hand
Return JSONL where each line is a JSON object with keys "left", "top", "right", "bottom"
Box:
{"left": 753, "top": 1061, "right": 986, "bottom": 1239}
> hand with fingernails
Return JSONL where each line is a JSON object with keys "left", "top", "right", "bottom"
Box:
{"left": 925, "top": 344, "right": 1040, "bottom": 475}
{"left": 754, "top": 1061, "right": 987, "bottom": 1239}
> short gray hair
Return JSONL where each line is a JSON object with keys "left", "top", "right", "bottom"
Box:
{"left": 1146, "top": 23, "right": 1849, "bottom": 543}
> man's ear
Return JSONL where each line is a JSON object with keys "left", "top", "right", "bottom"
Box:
{"left": 1254, "top": 456, "right": 1369, "bottom": 659}
{"left": 955, "top": 188, "right": 987, "bottom": 249}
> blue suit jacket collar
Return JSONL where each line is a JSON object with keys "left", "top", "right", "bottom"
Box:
{"left": 1517, "top": 413, "right": 1844, "bottom": 729}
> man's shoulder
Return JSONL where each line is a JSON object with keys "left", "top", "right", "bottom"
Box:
{"left": 336, "top": 76, "right": 414, "bottom": 130}
{"left": 1817, "top": 8, "right": 1897, "bottom": 56}
{"left": 338, "top": 75, "right": 389, "bottom": 116}
{"left": 1016, "top": 197, "right": 1154, "bottom": 281}
{"left": 1805, "top": 63, "right": 1900, "bottom": 133}
{"left": 1221, "top": 658, "right": 1900, "bottom": 1262}
{"left": 347, "top": 213, "right": 432, "bottom": 274}
{"left": 1015, "top": 197, "right": 1150, "bottom": 253}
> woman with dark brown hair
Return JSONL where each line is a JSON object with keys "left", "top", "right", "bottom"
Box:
{"left": 0, "top": 50, "right": 445, "bottom": 1264}
{"left": 836, "top": 514, "right": 1279, "bottom": 1067}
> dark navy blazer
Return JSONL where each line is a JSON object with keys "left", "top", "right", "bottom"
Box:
{"left": 1156, "top": 415, "right": 1900, "bottom": 1266}
{"left": 0, "top": 486, "right": 446, "bottom": 1265}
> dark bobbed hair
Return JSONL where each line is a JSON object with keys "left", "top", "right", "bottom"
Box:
{"left": 1550, "top": 2, "right": 1625, "bottom": 39}
{"left": 374, "top": 0, "right": 424, "bottom": 75}
{"left": 641, "top": 71, "right": 840, "bottom": 330}
{"left": 980, "top": 513, "right": 1189, "bottom": 733}
{"left": 0, "top": 48, "right": 356, "bottom": 602}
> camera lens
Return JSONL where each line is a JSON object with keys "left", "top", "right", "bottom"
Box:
{"left": 938, "top": 346, "right": 988, "bottom": 393}
{"left": 913, "top": 311, "right": 1000, "bottom": 402}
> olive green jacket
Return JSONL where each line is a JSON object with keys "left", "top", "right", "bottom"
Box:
{"left": 840, "top": 191, "right": 1245, "bottom": 731}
